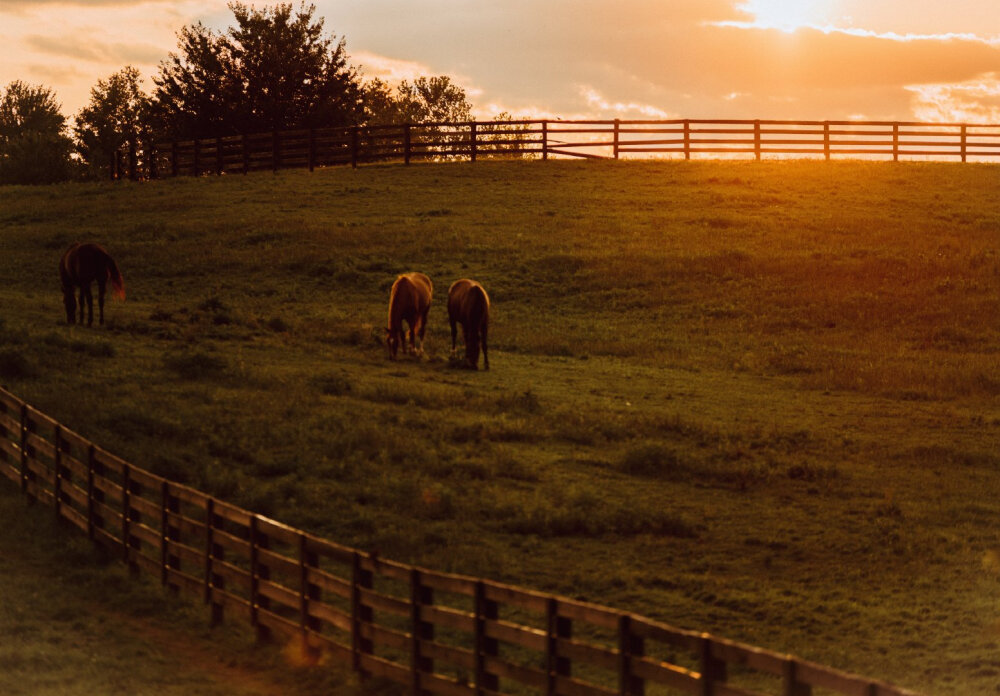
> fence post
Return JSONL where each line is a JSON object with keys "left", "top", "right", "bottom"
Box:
{"left": 121, "top": 464, "right": 132, "bottom": 565}
{"left": 613, "top": 119, "right": 620, "bottom": 160}
{"left": 161, "top": 481, "right": 170, "bottom": 586}
{"left": 754, "top": 120, "right": 761, "bottom": 160}
{"left": 699, "top": 636, "right": 726, "bottom": 696}
{"left": 474, "top": 581, "right": 499, "bottom": 695}
{"left": 411, "top": 568, "right": 434, "bottom": 696}
{"left": 250, "top": 515, "right": 272, "bottom": 642}
{"left": 546, "top": 598, "right": 572, "bottom": 696}
{"left": 352, "top": 551, "right": 374, "bottom": 676}
{"left": 961, "top": 124, "right": 967, "bottom": 163}
{"left": 823, "top": 122, "right": 830, "bottom": 161}
{"left": 893, "top": 123, "right": 899, "bottom": 162}
{"left": 470, "top": 122, "right": 478, "bottom": 163}
{"left": 207, "top": 498, "right": 226, "bottom": 625}
{"left": 352, "top": 127, "right": 360, "bottom": 169}
{"left": 683, "top": 120, "right": 691, "bottom": 160}
{"left": 542, "top": 120, "right": 548, "bottom": 161}
{"left": 405, "top": 125, "right": 412, "bottom": 165}
{"left": 782, "top": 658, "right": 812, "bottom": 696}
{"left": 300, "top": 533, "right": 322, "bottom": 635}
{"left": 618, "top": 615, "right": 645, "bottom": 696}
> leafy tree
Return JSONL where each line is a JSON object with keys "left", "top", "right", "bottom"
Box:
{"left": 74, "top": 67, "right": 151, "bottom": 179}
{"left": 151, "top": 2, "right": 363, "bottom": 139}
{"left": 0, "top": 81, "right": 73, "bottom": 184}
{"left": 363, "top": 75, "right": 472, "bottom": 126}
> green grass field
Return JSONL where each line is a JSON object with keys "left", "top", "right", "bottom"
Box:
{"left": 1, "top": 159, "right": 998, "bottom": 695}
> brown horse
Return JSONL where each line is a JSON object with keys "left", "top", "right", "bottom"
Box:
{"left": 448, "top": 278, "right": 490, "bottom": 370}
{"left": 385, "top": 272, "right": 433, "bottom": 359}
{"left": 59, "top": 242, "right": 125, "bottom": 326}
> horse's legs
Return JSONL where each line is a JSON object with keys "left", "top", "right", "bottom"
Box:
{"left": 449, "top": 318, "right": 457, "bottom": 354}
{"left": 97, "top": 279, "right": 106, "bottom": 325}
{"left": 417, "top": 308, "right": 429, "bottom": 354}
{"left": 83, "top": 284, "right": 94, "bottom": 326}
{"left": 481, "top": 322, "right": 489, "bottom": 371}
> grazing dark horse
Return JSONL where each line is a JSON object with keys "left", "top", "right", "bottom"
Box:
{"left": 59, "top": 242, "right": 125, "bottom": 326}
{"left": 385, "top": 272, "right": 433, "bottom": 359}
{"left": 448, "top": 278, "right": 490, "bottom": 370}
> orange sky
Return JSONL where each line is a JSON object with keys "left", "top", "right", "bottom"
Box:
{"left": 2, "top": 0, "right": 1000, "bottom": 123}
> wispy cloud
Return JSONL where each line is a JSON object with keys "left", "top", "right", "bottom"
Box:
{"left": 578, "top": 86, "right": 675, "bottom": 119}
{"left": 906, "top": 73, "right": 1000, "bottom": 123}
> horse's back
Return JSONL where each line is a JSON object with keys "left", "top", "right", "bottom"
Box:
{"left": 393, "top": 272, "right": 433, "bottom": 313}
{"left": 448, "top": 279, "right": 489, "bottom": 325}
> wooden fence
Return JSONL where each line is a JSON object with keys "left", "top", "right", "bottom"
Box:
{"left": 134, "top": 117, "right": 1000, "bottom": 179}
{"left": 0, "top": 385, "right": 922, "bottom": 696}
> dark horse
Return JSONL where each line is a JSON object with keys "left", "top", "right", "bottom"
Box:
{"left": 448, "top": 278, "right": 490, "bottom": 370}
{"left": 385, "top": 272, "right": 433, "bottom": 359}
{"left": 60, "top": 242, "right": 125, "bottom": 326}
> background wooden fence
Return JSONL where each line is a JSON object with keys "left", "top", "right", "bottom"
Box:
{"left": 0, "top": 385, "right": 921, "bottom": 696}
{"left": 123, "top": 118, "right": 1000, "bottom": 179}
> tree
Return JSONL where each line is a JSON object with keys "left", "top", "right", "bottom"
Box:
{"left": 0, "top": 81, "right": 73, "bottom": 184}
{"left": 363, "top": 75, "right": 472, "bottom": 126}
{"left": 75, "top": 67, "right": 151, "bottom": 180}
{"left": 151, "top": 2, "right": 363, "bottom": 139}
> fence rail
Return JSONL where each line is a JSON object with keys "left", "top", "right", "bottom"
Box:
{"left": 125, "top": 117, "right": 1000, "bottom": 179}
{"left": 0, "top": 385, "right": 921, "bottom": 696}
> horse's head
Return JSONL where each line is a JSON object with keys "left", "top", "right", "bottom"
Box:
{"left": 385, "top": 327, "right": 399, "bottom": 359}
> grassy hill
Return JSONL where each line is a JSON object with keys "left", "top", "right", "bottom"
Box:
{"left": 1, "top": 159, "right": 998, "bottom": 695}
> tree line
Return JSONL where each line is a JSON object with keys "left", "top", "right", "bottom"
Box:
{"left": 1, "top": 2, "right": 510, "bottom": 185}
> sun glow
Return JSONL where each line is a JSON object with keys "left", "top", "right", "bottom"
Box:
{"left": 737, "top": 0, "right": 836, "bottom": 32}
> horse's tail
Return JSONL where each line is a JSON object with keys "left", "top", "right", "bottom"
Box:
{"left": 469, "top": 284, "right": 490, "bottom": 327}
{"left": 107, "top": 256, "right": 126, "bottom": 301}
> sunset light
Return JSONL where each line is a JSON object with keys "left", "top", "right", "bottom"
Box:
{"left": 737, "top": 0, "right": 836, "bottom": 31}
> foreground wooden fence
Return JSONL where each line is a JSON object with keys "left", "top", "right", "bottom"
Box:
{"left": 0, "top": 385, "right": 920, "bottom": 696}
{"left": 126, "top": 117, "right": 1000, "bottom": 179}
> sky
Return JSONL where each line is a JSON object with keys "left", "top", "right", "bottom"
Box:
{"left": 2, "top": 0, "right": 1000, "bottom": 124}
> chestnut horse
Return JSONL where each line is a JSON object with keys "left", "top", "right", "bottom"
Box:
{"left": 59, "top": 242, "right": 125, "bottom": 326}
{"left": 385, "top": 272, "right": 433, "bottom": 359}
{"left": 448, "top": 278, "right": 490, "bottom": 370}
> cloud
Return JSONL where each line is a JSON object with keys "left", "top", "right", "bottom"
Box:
{"left": 906, "top": 73, "right": 1000, "bottom": 123}
{"left": 25, "top": 34, "right": 164, "bottom": 66}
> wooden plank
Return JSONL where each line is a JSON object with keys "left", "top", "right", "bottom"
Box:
{"left": 307, "top": 601, "right": 352, "bottom": 633}
{"left": 257, "top": 578, "right": 301, "bottom": 610}
{"left": 629, "top": 617, "right": 701, "bottom": 651}
{"left": 711, "top": 684, "right": 764, "bottom": 696}
{"left": 211, "top": 527, "right": 251, "bottom": 556}
{"left": 255, "top": 607, "right": 301, "bottom": 639}
{"left": 212, "top": 559, "right": 252, "bottom": 591}
{"left": 165, "top": 538, "right": 205, "bottom": 566}
{"left": 357, "top": 653, "right": 410, "bottom": 685}
{"left": 60, "top": 480, "right": 88, "bottom": 507}
{"left": 212, "top": 499, "right": 253, "bottom": 527}
{"left": 0, "top": 388, "right": 23, "bottom": 410}
{"left": 557, "top": 598, "right": 621, "bottom": 630}
{"left": 359, "top": 586, "right": 411, "bottom": 617}
{"left": 0, "top": 436, "right": 20, "bottom": 460}
{"left": 60, "top": 452, "right": 88, "bottom": 478}
{"left": 25, "top": 431, "right": 56, "bottom": 460}
{"left": 0, "top": 461, "right": 19, "bottom": 483}
{"left": 25, "top": 406, "right": 59, "bottom": 431}
{"left": 92, "top": 448, "right": 126, "bottom": 474}
{"left": 92, "top": 477, "right": 123, "bottom": 503}
{"left": 127, "top": 547, "right": 160, "bottom": 576}
{"left": 24, "top": 479, "right": 54, "bottom": 505}
{"left": 165, "top": 566, "right": 205, "bottom": 596}
{"left": 483, "top": 618, "right": 547, "bottom": 652}
{"left": 547, "top": 148, "right": 609, "bottom": 160}
{"left": 710, "top": 638, "right": 786, "bottom": 676}
{"left": 129, "top": 520, "right": 162, "bottom": 549}
{"left": 419, "top": 671, "right": 477, "bottom": 696}
{"left": 255, "top": 515, "right": 300, "bottom": 546}
{"left": 420, "top": 568, "right": 477, "bottom": 596}
{"left": 553, "top": 675, "right": 617, "bottom": 696}
{"left": 210, "top": 587, "right": 251, "bottom": 612}
{"left": 794, "top": 660, "right": 878, "bottom": 695}
{"left": 631, "top": 656, "right": 700, "bottom": 693}
{"left": 128, "top": 466, "right": 164, "bottom": 489}
{"left": 555, "top": 637, "right": 618, "bottom": 671}
{"left": 92, "top": 498, "right": 123, "bottom": 526}
{"left": 129, "top": 494, "right": 160, "bottom": 519}
{"left": 256, "top": 546, "right": 301, "bottom": 577}
{"left": 358, "top": 621, "right": 410, "bottom": 650}
{"left": 482, "top": 655, "right": 548, "bottom": 690}
{"left": 419, "top": 604, "right": 476, "bottom": 633}
{"left": 305, "top": 566, "right": 351, "bottom": 598}
{"left": 482, "top": 581, "right": 549, "bottom": 614}
{"left": 60, "top": 505, "right": 89, "bottom": 534}
{"left": 165, "top": 510, "right": 206, "bottom": 538}
{"left": 419, "top": 640, "right": 476, "bottom": 670}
